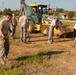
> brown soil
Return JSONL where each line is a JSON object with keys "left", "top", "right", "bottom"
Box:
{"left": 8, "top": 32, "right": 76, "bottom": 75}
{"left": 0, "top": 17, "right": 76, "bottom": 75}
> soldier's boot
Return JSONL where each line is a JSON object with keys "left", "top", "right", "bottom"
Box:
{"left": 23, "top": 38, "right": 27, "bottom": 43}
{"left": 23, "top": 40, "right": 26, "bottom": 43}
{"left": 11, "top": 36, "right": 14, "bottom": 39}
{"left": 4, "top": 56, "right": 9, "bottom": 62}
{"left": 0, "top": 58, "right": 5, "bottom": 65}
{"left": 51, "top": 39, "right": 53, "bottom": 44}
{"left": 20, "top": 38, "right": 23, "bottom": 42}
{"left": 48, "top": 40, "right": 53, "bottom": 44}
{"left": 74, "top": 38, "right": 76, "bottom": 44}
{"left": 27, "top": 37, "right": 30, "bottom": 42}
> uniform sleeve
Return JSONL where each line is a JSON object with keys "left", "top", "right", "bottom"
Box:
{"left": 19, "top": 17, "right": 22, "bottom": 25}
{"left": 52, "top": 20, "right": 56, "bottom": 26}
{"left": 19, "top": 17, "right": 21, "bottom": 23}
{"left": 0, "top": 20, "right": 3, "bottom": 26}
{"left": 10, "top": 19, "right": 13, "bottom": 25}
{"left": 26, "top": 17, "right": 28, "bottom": 23}
{"left": 74, "top": 23, "right": 76, "bottom": 29}
{"left": 16, "top": 19, "right": 17, "bottom": 25}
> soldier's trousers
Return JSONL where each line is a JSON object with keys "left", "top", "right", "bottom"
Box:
{"left": 48, "top": 26, "right": 54, "bottom": 42}
{"left": 0, "top": 36, "right": 9, "bottom": 58}
{"left": 20, "top": 24, "right": 27, "bottom": 42}
{"left": 11, "top": 25, "right": 16, "bottom": 37}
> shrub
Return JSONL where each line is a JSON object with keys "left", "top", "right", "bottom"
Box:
{"left": 67, "top": 11, "right": 75, "bottom": 19}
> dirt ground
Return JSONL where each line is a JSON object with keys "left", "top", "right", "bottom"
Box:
{"left": 0, "top": 17, "right": 76, "bottom": 75}
{"left": 7, "top": 32, "right": 76, "bottom": 75}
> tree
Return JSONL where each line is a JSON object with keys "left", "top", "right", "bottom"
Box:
{"left": 0, "top": 11, "right": 2, "bottom": 15}
{"left": 67, "top": 11, "right": 75, "bottom": 19}
{"left": 3, "top": 8, "right": 12, "bottom": 15}
{"left": 3, "top": 8, "right": 8, "bottom": 15}
{"left": 54, "top": 12, "right": 59, "bottom": 16}
{"left": 12, "top": 9, "right": 19, "bottom": 16}
{"left": 7, "top": 8, "right": 12, "bottom": 13}
{"left": 49, "top": 12, "right": 54, "bottom": 15}
{"left": 56, "top": 8, "right": 64, "bottom": 13}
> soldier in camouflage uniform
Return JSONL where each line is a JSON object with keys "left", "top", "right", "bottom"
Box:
{"left": 11, "top": 14, "right": 17, "bottom": 39}
{"left": 19, "top": 12, "right": 28, "bottom": 43}
{"left": 0, "top": 13, "right": 12, "bottom": 65}
{"left": 48, "top": 16, "right": 59, "bottom": 44}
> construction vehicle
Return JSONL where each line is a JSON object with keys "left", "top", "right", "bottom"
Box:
{"left": 26, "top": 3, "right": 74, "bottom": 37}
{"left": 26, "top": 3, "right": 50, "bottom": 34}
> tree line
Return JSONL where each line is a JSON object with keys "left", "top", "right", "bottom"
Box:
{"left": 48, "top": 9, "right": 75, "bottom": 19}
{"left": 0, "top": 8, "right": 19, "bottom": 16}
{"left": 0, "top": 8, "right": 75, "bottom": 19}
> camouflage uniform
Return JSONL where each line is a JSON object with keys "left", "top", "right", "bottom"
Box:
{"left": 4, "top": 35, "right": 9, "bottom": 58}
{"left": 19, "top": 14, "right": 28, "bottom": 43}
{"left": 0, "top": 18, "right": 11, "bottom": 65}
{"left": 48, "top": 18, "right": 57, "bottom": 44}
{"left": 48, "top": 16, "right": 60, "bottom": 44}
{"left": 0, "top": 36, "right": 5, "bottom": 58}
{"left": 20, "top": 24, "right": 27, "bottom": 42}
{"left": 11, "top": 15, "right": 17, "bottom": 38}
{"left": 0, "top": 35, "right": 9, "bottom": 58}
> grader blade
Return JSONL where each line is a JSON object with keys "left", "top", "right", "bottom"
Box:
{"left": 54, "top": 25, "right": 74, "bottom": 38}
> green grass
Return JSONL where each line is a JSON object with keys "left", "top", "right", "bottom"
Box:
{"left": 0, "top": 50, "right": 64, "bottom": 75}
{"left": 0, "top": 18, "right": 75, "bottom": 75}
{"left": 0, "top": 67, "right": 24, "bottom": 75}
{"left": 16, "top": 51, "right": 44, "bottom": 64}
{"left": 17, "top": 50, "right": 64, "bottom": 64}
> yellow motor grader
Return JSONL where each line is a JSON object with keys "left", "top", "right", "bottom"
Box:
{"left": 26, "top": 3, "right": 74, "bottom": 37}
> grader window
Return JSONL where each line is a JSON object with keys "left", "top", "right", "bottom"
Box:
{"left": 32, "top": 7, "right": 37, "bottom": 15}
{"left": 42, "top": 7, "right": 47, "bottom": 14}
{"left": 38, "top": 7, "right": 41, "bottom": 14}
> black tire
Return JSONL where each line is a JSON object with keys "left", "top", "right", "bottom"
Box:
{"left": 41, "top": 26, "right": 49, "bottom": 35}
{"left": 28, "top": 17, "right": 34, "bottom": 33}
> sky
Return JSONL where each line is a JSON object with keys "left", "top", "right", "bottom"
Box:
{"left": 0, "top": 0, "right": 76, "bottom": 11}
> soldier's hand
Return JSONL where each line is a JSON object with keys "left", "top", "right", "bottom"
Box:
{"left": 10, "top": 30, "right": 12, "bottom": 33}
{"left": 3, "top": 37, "right": 6, "bottom": 40}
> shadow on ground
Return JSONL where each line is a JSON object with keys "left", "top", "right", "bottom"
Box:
{"left": 16, "top": 51, "right": 64, "bottom": 61}
{"left": 55, "top": 38, "right": 74, "bottom": 43}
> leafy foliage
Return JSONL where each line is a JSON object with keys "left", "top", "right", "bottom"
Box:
{"left": 3, "top": 8, "right": 12, "bottom": 15}
{"left": 56, "top": 8, "right": 64, "bottom": 13}
{"left": 0, "top": 11, "right": 2, "bottom": 15}
{"left": 54, "top": 12, "right": 59, "bottom": 16}
{"left": 49, "top": 12, "right": 54, "bottom": 15}
{"left": 67, "top": 11, "right": 75, "bottom": 19}
{"left": 0, "top": 8, "right": 19, "bottom": 16}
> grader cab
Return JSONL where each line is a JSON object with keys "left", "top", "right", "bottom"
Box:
{"left": 26, "top": 3, "right": 74, "bottom": 37}
{"left": 26, "top": 3, "right": 49, "bottom": 32}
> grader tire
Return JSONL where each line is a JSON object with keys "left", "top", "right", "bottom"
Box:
{"left": 28, "top": 22, "right": 34, "bottom": 33}
{"left": 28, "top": 18, "right": 34, "bottom": 33}
{"left": 41, "top": 26, "right": 49, "bottom": 35}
